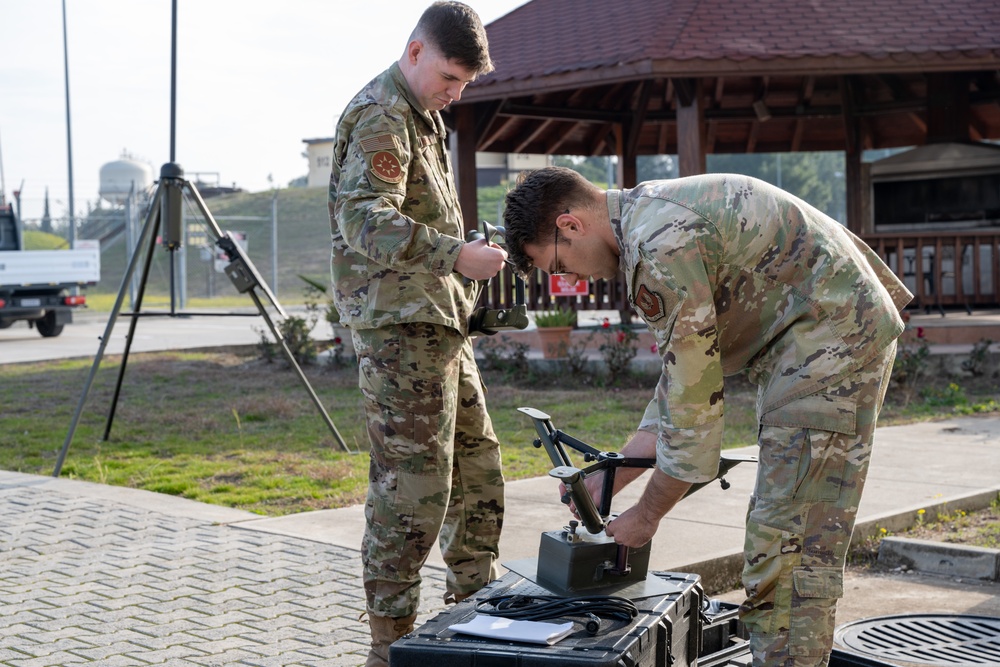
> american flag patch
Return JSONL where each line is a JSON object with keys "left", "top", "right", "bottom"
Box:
{"left": 359, "top": 134, "right": 400, "bottom": 153}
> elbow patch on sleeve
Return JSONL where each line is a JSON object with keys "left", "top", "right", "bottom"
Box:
{"left": 655, "top": 418, "right": 725, "bottom": 484}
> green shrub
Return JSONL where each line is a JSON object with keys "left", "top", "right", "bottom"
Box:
{"left": 534, "top": 307, "right": 577, "bottom": 328}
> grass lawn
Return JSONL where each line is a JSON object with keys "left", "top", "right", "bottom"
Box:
{"left": 1, "top": 345, "right": 996, "bottom": 516}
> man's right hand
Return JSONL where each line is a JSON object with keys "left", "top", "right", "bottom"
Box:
{"left": 559, "top": 430, "right": 658, "bottom": 520}
{"left": 559, "top": 471, "right": 605, "bottom": 521}
{"left": 455, "top": 238, "right": 507, "bottom": 281}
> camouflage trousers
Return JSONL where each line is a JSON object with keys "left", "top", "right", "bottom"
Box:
{"left": 740, "top": 341, "right": 897, "bottom": 667}
{"left": 351, "top": 322, "right": 504, "bottom": 618}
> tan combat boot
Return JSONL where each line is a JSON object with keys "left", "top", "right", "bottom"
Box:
{"left": 443, "top": 591, "right": 474, "bottom": 605}
{"left": 365, "top": 612, "right": 416, "bottom": 667}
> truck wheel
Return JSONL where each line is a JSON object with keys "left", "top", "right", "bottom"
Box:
{"left": 0, "top": 318, "right": 13, "bottom": 329}
{"left": 36, "top": 312, "right": 64, "bottom": 338}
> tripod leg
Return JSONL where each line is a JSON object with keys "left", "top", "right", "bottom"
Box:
{"left": 185, "top": 181, "right": 287, "bottom": 317}
{"left": 182, "top": 177, "right": 348, "bottom": 451}
{"left": 55, "top": 186, "right": 165, "bottom": 476}
{"left": 104, "top": 203, "right": 163, "bottom": 440}
{"left": 248, "top": 289, "right": 350, "bottom": 452}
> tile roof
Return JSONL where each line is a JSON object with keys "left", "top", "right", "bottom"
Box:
{"left": 476, "top": 0, "right": 1000, "bottom": 91}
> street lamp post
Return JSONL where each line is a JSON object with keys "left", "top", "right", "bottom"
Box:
{"left": 61, "top": 0, "right": 76, "bottom": 248}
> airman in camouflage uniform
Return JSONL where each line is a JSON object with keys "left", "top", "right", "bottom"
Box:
{"left": 328, "top": 4, "right": 507, "bottom": 665}
{"left": 502, "top": 167, "right": 912, "bottom": 667}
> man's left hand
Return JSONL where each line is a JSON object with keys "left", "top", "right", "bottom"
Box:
{"left": 604, "top": 504, "right": 659, "bottom": 548}
{"left": 455, "top": 238, "right": 507, "bottom": 280}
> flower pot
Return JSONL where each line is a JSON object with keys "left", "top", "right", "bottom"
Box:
{"left": 331, "top": 324, "right": 355, "bottom": 356}
{"left": 537, "top": 326, "right": 573, "bottom": 359}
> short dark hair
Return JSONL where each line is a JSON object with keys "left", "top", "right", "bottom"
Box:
{"left": 415, "top": 2, "right": 494, "bottom": 75}
{"left": 502, "top": 167, "right": 600, "bottom": 277}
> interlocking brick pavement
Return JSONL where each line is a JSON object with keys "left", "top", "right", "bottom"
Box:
{"left": 0, "top": 484, "right": 448, "bottom": 666}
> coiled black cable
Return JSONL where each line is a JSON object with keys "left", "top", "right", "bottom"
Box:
{"left": 474, "top": 593, "right": 639, "bottom": 635}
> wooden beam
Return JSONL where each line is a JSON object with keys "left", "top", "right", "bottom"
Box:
{"left": 657, "top": 122, "right": 670, "bottom": 154}
{"left": 453, "top": 104, "right": 479, "bottom": 235}
{"left": 839, "top": 76, "right": 866, "bottom": 234}
{"left": 907, "top": 112, "right": 927, "bottom": 134}
{"left": 791, "top": 76, "right": 814, "bottom": 152}
{"left": 589, "top": 83, "right": 636, "bottom": 156}
{"left": 927, "top": 72, "right": 971, "bottom": 143}
{"left": 746, "top": 120, "right": 759, "bottom": 153}
{"left": 474, "top": 100, "right": 503, "bottom": 143}
{"left": 542, "top": 121, "right": 581, "bottom": 154}
{"left": 500, "top": 102, "right": 627, "bottom": 123}
{"left": 513, "top": 118, "right": 554, "bottom": 153}
{"left": 970, "top": 113, "right": 987, "bottom": 141}
{"left": 587, "top": 122, "right": 616, "bottom": 155}
{"left": 626, "top": 80, "right": 652, "bottom": 156}
{"left": 676, "top": 78, "right": 706, "bottom": 176}
{"left": 790, "top": 119, "right": 803, "bottom": 152}
{"left": 673, "top": 77, "right": 695, "bottom": 107}
{"left": 497, "top": 95, "right": 985, "bottom": 126}
{"left": 479, "top": 115, "right": 515, "bottom": 152}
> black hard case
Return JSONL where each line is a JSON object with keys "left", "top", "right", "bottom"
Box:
{"left": 390, "top": 570, "right": 704, "bottom": 667}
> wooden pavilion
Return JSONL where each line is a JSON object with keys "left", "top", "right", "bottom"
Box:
{"left": 446, "top": 0, "right": 1000, "bottom": 313}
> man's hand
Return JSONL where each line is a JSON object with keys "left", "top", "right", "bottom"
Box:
{"left": 557, "top": 430, "right": 657, "bottom": 521}
{"left": 605, "top": 466, "right": 692, "bottom": 548}
{"left": 455, "top": 238, "right": 507, "bottom": 281}
{"left": 604, "top": 504, "right": 660, "bottom": 548}
{"left": 559, "top": 472, "right": 604, "bottom": 520}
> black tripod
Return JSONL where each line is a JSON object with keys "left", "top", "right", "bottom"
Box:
{"left": 53, "top": 0, "right": 347, "bottom": 477}
{"left": 54, "top": 163, "right": 349, "bottom": 476}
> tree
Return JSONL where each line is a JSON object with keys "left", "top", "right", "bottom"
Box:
{"left": 553, "top": 156, "right": 613, "bottom": 186}
{"left": 708, "top": 152, "right": 845, "bottom": 222}
{"left": 41, "top": 188, "right": 53, "bottom": 234}
{"left": 637, "top": 155, "right": 678, "bottom": 181}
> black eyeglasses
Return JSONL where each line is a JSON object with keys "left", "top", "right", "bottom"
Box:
{"left": 551, "top": 212, "right": 571, "bottom": 276}
{"left": 551, "top": 226, "right": 569, "bottom": 276}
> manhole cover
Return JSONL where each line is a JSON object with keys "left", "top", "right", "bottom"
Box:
{"left": 835, "top": 614, "right": 1000, "bottom": 666}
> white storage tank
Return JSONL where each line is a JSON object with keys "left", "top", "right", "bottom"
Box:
{"left": 99, "top": 155, "right": 153, "bottom": 204}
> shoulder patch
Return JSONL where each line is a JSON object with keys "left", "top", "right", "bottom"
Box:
{"left": 369, "top": 151, "right": 404, "bottom": 183}
{"left": 635, "top": 284, "right": 666, "bottom": 321}
{"left": 359, "top": 133, "right": 402, "bottom": 153}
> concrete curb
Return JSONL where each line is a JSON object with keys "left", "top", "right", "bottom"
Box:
{"left": 878, "top": 536, "right": 1000, "bottom": 581}
{"left": 672, "top": 486, "right": 1000, "bottom": 595}
{"left": 852, "top": 487, "right": 1000, "bottom": 544}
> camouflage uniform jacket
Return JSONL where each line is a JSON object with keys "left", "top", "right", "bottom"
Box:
{"left": 612, "top": 174, "right": 913, "bottom": 483}
{"left": 328, "top": 62, "right": 475, "bottom": 333}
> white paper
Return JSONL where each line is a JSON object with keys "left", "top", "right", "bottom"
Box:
{"left": 449, "top": 614, "right": 575, "bottom": 645}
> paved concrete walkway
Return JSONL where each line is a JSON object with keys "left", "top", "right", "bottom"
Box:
{"left": 2, "top": 416, "right": 999, "bottom": 666}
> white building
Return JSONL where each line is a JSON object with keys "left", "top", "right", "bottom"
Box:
{"left": 302, "top": 137, "right": 548, "bottom": 189}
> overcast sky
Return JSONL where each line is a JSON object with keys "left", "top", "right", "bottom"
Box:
{"left": 1, "top": 0, "right": 528, "bottom": 223}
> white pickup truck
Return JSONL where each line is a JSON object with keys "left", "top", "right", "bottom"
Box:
{"left": 0, "top": 201, "right": 101, "bottom": 337}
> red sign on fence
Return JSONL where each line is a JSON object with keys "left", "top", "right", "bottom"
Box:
{"left": 549, "top": 274, "right": 589, "bottom": 296}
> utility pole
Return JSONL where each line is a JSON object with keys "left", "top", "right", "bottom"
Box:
{"left": 62, "top": 0, "right": 76, "bottom": 247}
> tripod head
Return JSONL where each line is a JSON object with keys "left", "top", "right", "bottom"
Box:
{"left": 159, "top": 162, "right": 185, "bottom": 250}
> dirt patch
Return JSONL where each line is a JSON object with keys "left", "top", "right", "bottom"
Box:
{"left": 896, "top": 502, "right": 1000, "bottom": 549}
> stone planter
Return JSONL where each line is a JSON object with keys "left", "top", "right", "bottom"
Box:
{"left": 536, "top": 326, "right": 573, "bottom": 359}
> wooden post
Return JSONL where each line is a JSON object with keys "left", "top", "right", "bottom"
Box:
{"left": 675, "top": 78, "right": 706, "bottom": 177}
{"left": 453, "top": 104, "right": 478, "bottom": 235}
